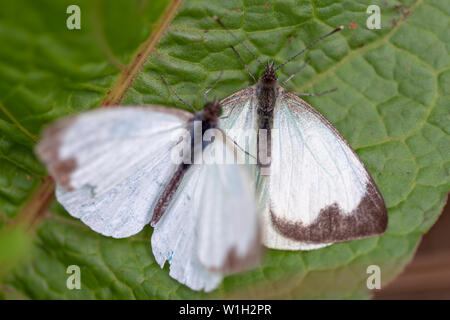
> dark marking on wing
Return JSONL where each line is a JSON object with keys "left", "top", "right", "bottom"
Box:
{"left": 151, "top": 163, "right": 190, "bottom": 226}
{"left": 270, "top": 182, "right": 388, "bottom": 243}
{"left": 267, "top": 90, "right": 389, "bottom": 243}
{"left": 207, "top": 228, "right": 262, "bottom": 274}
{"left": 36, "top": 106, "right": 193, "bottom": 192}
{"left": 35, "top": 118, "right": 78, "bottom": 191}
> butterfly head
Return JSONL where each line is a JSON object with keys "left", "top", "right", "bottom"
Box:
{"left": 201, "top": 99, "right": 222, "bottom": 123}
{"left": 260, "top": 61, "right": 278, "bottom": 85}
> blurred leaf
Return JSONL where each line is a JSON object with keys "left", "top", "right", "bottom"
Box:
{"left": 0, "top": 227, "right": 30, "bottom": 275}
{"left": 0, "top": 0, "right": 449, "bottom": 299}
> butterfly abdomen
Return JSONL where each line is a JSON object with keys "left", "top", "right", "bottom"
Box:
{"left": 256, "top": 66, "right": 279, "bottom": 173}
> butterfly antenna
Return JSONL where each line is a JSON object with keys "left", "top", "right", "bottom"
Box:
{"left": 282, "top": 58, "right": 310, "bottom": 85}
{"left": 204, "top": 70, "right": 224, "bottom": 103}
{"left": 219, "top": 128, "right": 257, "bottom": 161}
{"left": 214, "top": 16, "right": 264, "bottom": 67}
{"left": 230, "top": 44, "right": 257, "bottom": 82}
{"left": 274, "top": 26, "right": 344, "bottom": 72}
{"left": 294, "top": 87, "right": 338, "bottom": 96}
{"left": 161, "top": 75, "right": 197, "bottom": 112}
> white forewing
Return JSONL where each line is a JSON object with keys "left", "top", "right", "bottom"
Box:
{"left": 37, "top": 106, "right": 190, "bottom": 194}
{"left": 37, "top": 106, "right": 192, "bottom": 238}
{"left": 151, "top": 138, "right": 260, "bottom": 292}
{"left": 55, "top": 149, "right": 176, "bottom": 238}
{"left": 219, "top": 87, "right": 259, "bottom": 161}
{"left": 267, "top": 89, "right": 387, "bottom": 246}
{"left": 220, "top": 87, "right": 257, "bottom": 130}
{"left": 219, "top": 86, "right": 386, "bottom": 249}
{"left": 272, "top": 91, "right": 367, "bottom": 222}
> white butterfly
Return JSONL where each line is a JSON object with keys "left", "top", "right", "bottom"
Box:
{"left": 216, "top": 20, "right": 388, "bottom": 250}
{"left": 36, "top": 100, "right": 261, "bottom": 292}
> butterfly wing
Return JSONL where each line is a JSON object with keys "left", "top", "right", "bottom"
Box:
{"left": 266, "top": 89, "right": 388, "bottom": 249}
{"left": 220, "top": 87, "right": 312, "bottom": 249}
{"left": 37, "top": 106, "right": 191, "bottom": 193}
{"left": 151, "top": 135, "right": 260, "bottom": 292}
{"left": 219, "top": 86, "right": 259, "bottom": 161}
{"left": 151, "top": 165, "right": 223, "bottom": 292}
{"left": 197, "top": 136, "right": 260, "bottom": 273}
{"left": 257, "top": 174, "right": 328, "bottom": 250}
{"left": 37, "top": 106, "right": 192, "bottom": 238}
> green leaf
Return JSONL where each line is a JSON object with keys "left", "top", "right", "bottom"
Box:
{"left": 0, "top": 0, "right": 449, "bottom": 299}
{"left": 0, "top": 227, "right": 31, "bottom": 274}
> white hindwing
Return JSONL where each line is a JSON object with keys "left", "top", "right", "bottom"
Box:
{"left": 151, "top": 137, "right": 260, "bottom": 292}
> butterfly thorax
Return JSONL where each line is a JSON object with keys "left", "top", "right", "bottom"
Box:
{"left": 257, "top": 64, "right": 279, "bottom": 124}
{"left": 191, "top": 100, "right": 222, "bottom": 151}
